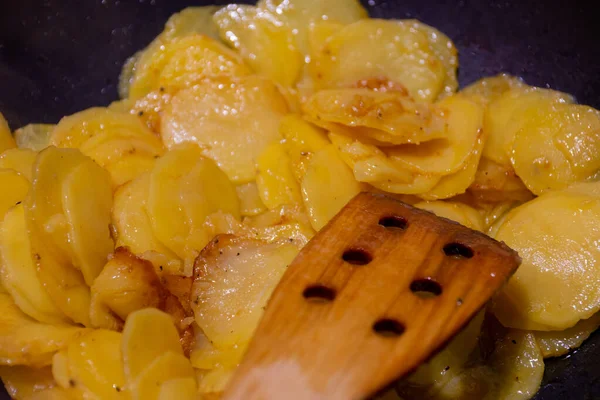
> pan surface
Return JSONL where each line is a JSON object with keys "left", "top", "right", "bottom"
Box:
{"left": 0, "top": 0, "right": 599, "bottom": 399}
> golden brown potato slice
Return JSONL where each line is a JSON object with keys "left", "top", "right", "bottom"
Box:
{"left": 161, "top": 75, "right": 288, "bottom": 183}
{"left": 256, "top": 143, "right": 303, "bottom": 210}
{"left": 214, "top": 5, "right": 302, "bottom": 87}
{"left": 13, "top": 124, "right": 54, "bottom": 152}
{"left": 0, "top": 114, "right": 15, "bottom": 154}
{"left": 534, "top": 312, "right": 600, "bottom": 358}
{"left": 0, "top": 205, "right": 66, "bottom": 324}
{"left": 309, "top": 19, "right": 447, "bottom": 102}
{"left": 468, "top": 158, "right": 534, "bottom": 203}
{"left": 303, "top": 89, "right": 447, "bottom": 145}
{"left": 192, "top": 234, "right": 300, "bottom": 349}
{"left": 511, "top": 102, "right": 600, "bottom": 195}
{"left": 0, "top": 293, "right": 88, "bottom": 367}
{"left": 0, "top": 148, "right": 36, "bottom": 181}
{"left": 491, "top": 190, "right": 600, "bottom": 330}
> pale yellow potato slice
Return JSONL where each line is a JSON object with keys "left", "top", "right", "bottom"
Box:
{"left": 198, "top": 366, "right": 236, "bottom": 395}
{"left": 256, "top": 143, "right": 302, "bottom": 209}
{"left": 479, "top": 201, "right": 521, "bottom": 232}
{"left": 386, "top": 94, "right": 483, "bottom": 175}
{"left": 158, "top": 377, "right": 196, "bottom": 400}
{"left": 415, "top": 201, "right": 485, "bottom": 231}
{"left": 235, "top": 182, "right": 266, "bottom": 217}
{"left": 163, "top": 6, "right": 221, "bottom": 41}
{"left": 303, "top": 89, "right": 447, "bottom": 145}
{"left": 161, "top": 75, "right": 288, "bottom": 183}
{"left": 148, "top": 144, "right": 239, "bottom": 267}
{"left": 0, "top": 205, "right": 66, "bottom": 324}
{"left": 104, "top": 153, "right": 158, "bottom": 188}
{"left": 129, "top": 34, "right": 250, "bottom": 99}
{"left": 468, "top": 157, "right": 534, "bottom": 203}
{"left": 0, "top": 366, "right": 60, "bottom": 399}
{"left": 534, "top": 312, "right": 600, "bottom": 358}
{"left": 79, "top": 130, "right": 163, "bottom": 166}
{"left": 50, "top": 107, "right": 156, "bottom": 149}
{"left": 192, "top": 235, "right": 300, "bottom": 349}
{"left": 13, "top": 124, "right": 54, "bottom": 152}
{"left": 301, "top": 144, "right": 363, "bottom": 230}
{"left": 483, "top": 87, "right": 573, "bottom": 165}
{"left": 65, "top": 330, "right": 127, "bottom": 399}
{"left": 130, "top": 352, "right": 194, "bottom": 400}
{"left": 512, "top": 102, "right": 600, "bottom": 195}
{"left": 309, "top": 19, "right": 447, "bottom": 102}
{"left": 0, "top": 293, "right": 88, "bottom": 367}
{"left": 258, "top": 0, "right": 367, "bottom": 55}
{"left": 61, "top": 160, "right": 113, "bottom": 286}
{"left": 279, "top": 114, "right": 330, "bottom": 183}
{"left": 460, "top": 73, "right": 525, "bottom": 106}
{"left": 491, "top": 190, "right": 600, "bottom": 330}
{"left": 0, "top": 148, "right": 36, "bottom": 181}
{"left": 0, "top": 114, "right": 15, "bottom": 153}
{"left": 0, "top": 169, "right": 29, "bottom": 221}
{"left": 214, "top": 4, "right": 302, "bottom": 87}
{"left": 121, "top": 308, "right": 183, "bottom": 381}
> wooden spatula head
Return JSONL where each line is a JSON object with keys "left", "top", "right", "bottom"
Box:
{"left": 223, "top": 192, "right": 521, "bottom": 400}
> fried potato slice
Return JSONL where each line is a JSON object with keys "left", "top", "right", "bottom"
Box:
{"left": 301, "top": 144, "right": 363, "bottom": 230}
{"left": 235, "top": 182, "right": 267, "bottom": 217}
{"left": 131, "top": 352, "right": 194, "bottom": 400}
{"left": 482, "top": 87, "right": 573, "bottom": 166}
{"left": 0, "top": 148, "right": 36, "bottom": 181}
{"left": 163, "top": 6, "right": 221, "bottom": 41}
{"left": 309, "top": 19, "right": 447, "bottom": 101}
{"left": 13, "top": 124, "right": 54, "bottom": 152}
{"left": 491, "top": 190, "right": 600, "bottom": 330}
{"left": 468, "top": 157, "right": 534, "bottom": 203}
{"left": 256, "top": 143, "right": 303, "bottom": 209}
{"left": 148, "top": 144, "right": 240, "bottom": 269}
{"left": 304, "top": 89, "right": 447, "bottom": 145}
{"left": 161, "top": 75, "right": 288, "bottom": 183}
{"left": 0, "top": 366, "right": 63, "bottom": 400}
{"left": 534, "top": 312, "right": 600, "bottom": 358}
{"left": 414, "top": 201, "right": 485, "bottom": 231}
{"left": 215, "top": 4, "right": 302, "bottom": 87}
{"left": 0, "top": 169, "right": 29, "bottom": 220}
{"left": 258, "top": 0, "right": 367, "bottom": 55}
{"left": 0, "top": 293, "right": 88, "bottom": 367}
{"left": 0, "top": 114, "right": 15, "bottom": 153}
{"left": 0, "top": 205, "right": 66, "bottom": 324}
{"left": 122, "top": 308, "right": 184, "bottom": 382}
{"left": 158, "top": 377, "right": 196, "bottom": 400}
{"left": 192, "top": 235, "right": 300, "bottom": 349}
{"left": 512, "top": 103, "right": 600, "bottom": 195}
{"left": 460, "top": 73, "right": 525, "bottom": 106}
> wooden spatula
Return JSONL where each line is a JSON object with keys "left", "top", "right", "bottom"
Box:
{"left": 223, "top": 192, "right": 520, "bottom": 400}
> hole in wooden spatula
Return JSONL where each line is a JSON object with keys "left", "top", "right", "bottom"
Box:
{"left": 443, "top": 242, "right": 474, "bottom": 259}
{"left": 303, "top": 285, "right": 336, "bottom": 303}
{"left": 410, "top": 279, "right": 442, "bottom": 298}
{"left": 378, "top": 215, "right": 408, "bottom": 230}
{"left": 342, "top": 248, "right": 372, "bottom": 265}
{"left": 373, "top": 318, "right": 405, "bottom": 337}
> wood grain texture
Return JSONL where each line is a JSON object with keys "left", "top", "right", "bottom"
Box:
{"left": 223, "top": 192, "right": 521, "bottom": 400}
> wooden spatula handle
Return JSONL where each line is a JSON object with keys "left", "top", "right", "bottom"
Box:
{"left": 223, "top": 192, "right": 520, "bottom": 400}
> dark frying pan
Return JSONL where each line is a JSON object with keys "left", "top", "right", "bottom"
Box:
{"left": 0, "top": 1, "right": 599, "bottom": 399}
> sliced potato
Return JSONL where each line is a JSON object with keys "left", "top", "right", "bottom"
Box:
{"left": 0, "top": 365, "right": 77, "bottom": 400}
{"left": 258, "top": 0, "right": 367, "bottom": 54}
{"left": 468, "top": 157, "right": 534, "bottom": 203}
{"left": 491, "top": 190, "right": 600, "bottom": 330}
{"left": 0, "top": 113, "right": 16, "bottom": 153}
{"left": 534, "top": 312, "right": 600, "bottom": 358}
{"left": 415, "top": 201, "right": 485, "bottom": 231}
{"left": 192, "top": 235, "right": 300, "bottom": 349}
{"left": 511, "top": 103, "right": 600, "bottom": 195}
{"left": 301, "top": 144, "right": 363, "bottom": 230}
{"left": 0, "top": 148, "right": 37, "bottom": 181}
{"left": 161, "top": 75, "right": 288, "bottom": 183}
{"left": 158, "top": 377, "right": 196, "bottom": 400}
{"left": 198, "top": 366, "right": 235, "bottom": 395}
{"left": 279, "top": 114, "right": 329, "bottom": 182}
{"left": 303, "top": 89, "right": 447, "bottom": 145}
{"left": 460, "top": 74, "right": 525, "bottom": 106}
{"left": 148, "top": 144, "right": 240, "bottom": 268}
{"left": 215, "top": 4, "right": 302, "bottom": 86}
{"left": 65, "top": 330, "right": 127, "bottom": 399}
{"left": 482, "top": 87, "right": 573, "bottom": 165}
{"left": 131, "top": 352, "right": 194, "bottom": 400}
{"left": 0, "top": 293, "right": 87, "bottom": 367}
{"left": 0, "top": 169, "right": 29, "bottom": 220}
{"left": 13, "top": 124, "right": 54, "bottom": 152}
{"left": 256, "top": 143, "right": 303, "bottom": 209}
{"left": 61, "top": 159, "right": 113, "bottom": 286}
{"left": 0, "top": 205, "right": 66, "bottom": 324}
{"left": 105, "top": 153, "right": 158, "bottom": 187}
{"left": 163, "top": 6, "right": 221, "bottom": 41}
{"left": 235, "top": 182, "right": 267, "bottom": 217}
{"left": 121, "top": 308, "right": 183, "bottom": 381}
{"left": 309, "top": 19, "right": 447, "bottom": 101}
